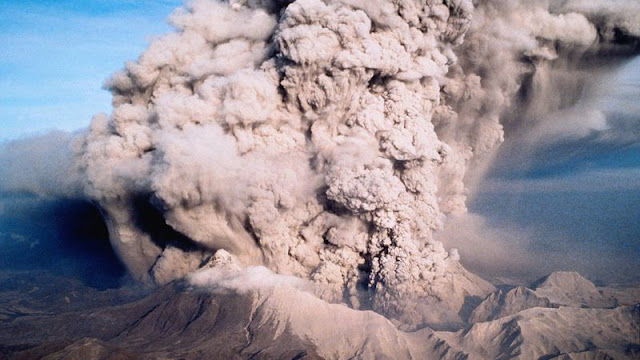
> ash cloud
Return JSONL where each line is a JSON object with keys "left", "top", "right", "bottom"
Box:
{"left": 0, "top": 131, "right": 82, "bottom": 198}
{"left": 0, "top": 132, "right": 125, "bottom": 288}
{"left": 76, "top": 0, "right": 483, "bottom": 326}
{"left": 437, "top": 208, "right": 640, "bottom": 286}
{"left": 488, "top": 55, "right": 640, "bottom": 179}
{"left": 1, "top": 0, "right": 639, "bottom": 328}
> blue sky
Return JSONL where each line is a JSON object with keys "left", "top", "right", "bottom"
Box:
{"left": 464, "top": 57, "right": 640, "bottom": 283}
{"left": 0, "top": 0, "right": 181, "bottom": 141}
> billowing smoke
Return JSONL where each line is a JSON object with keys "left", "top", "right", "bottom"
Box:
{"left": 2, "top": 0, "right": 639, "bottom": 328}
{"left": 0, "top": 131, "right": 81, "bottom": 198}
{"left": 76, "top": 0, "right": 480, "bottom": 326}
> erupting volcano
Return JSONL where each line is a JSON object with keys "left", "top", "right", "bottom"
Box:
{"left": 0, "top": 0, "right": 639, "bottom": 359}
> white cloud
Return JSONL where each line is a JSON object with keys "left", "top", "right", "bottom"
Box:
{"left": 479, "top": 168, "right": 640, "bottom": 194}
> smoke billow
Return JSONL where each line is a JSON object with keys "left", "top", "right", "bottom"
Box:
{"left": 2, "top": 0, "right": 639, "bottom": 328}
{"left": 0, "top": 131, "right": 81, "bottom": 198}
{"left": 76, "top": 0, "right": 484, "bottom": 326}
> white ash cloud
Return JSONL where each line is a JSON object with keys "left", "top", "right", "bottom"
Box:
{"left": 77, "top": 0, "right": 483, "bottom": 325}
{"left": 188, "top": 261, "right": 311, "bottom": 295}
{"left": 0, "top": 131, "right": 82, "bottom": 198}
{"left": 2, "top": 0, "right": 639, "bottom": 327}
{"left": 73, "top": 0, "right": 640, "bottom": 325}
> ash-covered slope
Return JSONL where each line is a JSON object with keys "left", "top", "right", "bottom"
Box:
{"left": 468, "top": 286, "right": 553, "bottom": 324}
{"left": 438, "top": 305, "right": 640, "bottom": 360}
{"left": 452, "top": 272, "right": 640, "bottom": 359}
{"left": 0, "top": 270, "right": 470, "bottom": 360}
{"left": 468, "top": 271, "right": 624, "bottom": 323}
{"left": 0, "top": 271, "right": 145, "bottom": 320}
{"left": 1, "top": 270, "right": 639, "bottom": 360}
{"left": 532, "top": 271, "right": 617, "bottom": 308}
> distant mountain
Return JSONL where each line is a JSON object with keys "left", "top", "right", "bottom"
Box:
{"left": 1, "top": 270, "right": 638, "bottom": 360}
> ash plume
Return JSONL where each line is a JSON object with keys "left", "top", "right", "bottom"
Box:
{"left": 3, "top": 0, "right": 639, "bottom": 329}
{"left": 0, "top": 131, "right": 81, "bottom": 198}
{"left": 78, "top": 0, "right": 484, "bottom": 327}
